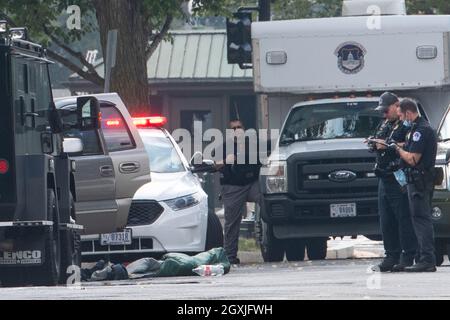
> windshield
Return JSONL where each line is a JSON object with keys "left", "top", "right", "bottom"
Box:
{"left": 280, "top": 101, "right": 382, "bottom": 145}
{"left": 140, "top": 131, "right": 186, "bottom": 173}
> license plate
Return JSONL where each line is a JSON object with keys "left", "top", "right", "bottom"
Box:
{"left": 100, "top": 229, "right": 132, "bottom": 246}
{"left": 330, "top": 203, "right": 357, "bottom": 218}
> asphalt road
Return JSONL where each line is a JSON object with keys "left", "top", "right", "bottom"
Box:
{"left": 1, "top": 257, "right": 450, "bottom": 300}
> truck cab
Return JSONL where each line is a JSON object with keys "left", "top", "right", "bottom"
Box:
{"left": 252, "top": 1, "right": 450, "bottom": 263}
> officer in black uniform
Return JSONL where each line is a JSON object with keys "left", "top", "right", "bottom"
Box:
{"left": 391, "top": 98, "right": 438, "bottom": 272}
{"left": 369, "top": 92, "right": 418, "bottom": 272}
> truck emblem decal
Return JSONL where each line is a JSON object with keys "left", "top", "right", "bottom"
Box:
{"left": 328, "top": 170, "right": 357, "bottom": 183}
{"left": 335, "top": 42, "right": 367, "bottom": 74}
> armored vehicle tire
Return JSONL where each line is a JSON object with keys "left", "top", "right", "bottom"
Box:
{"left": 32, "top": 189, "right": 61, "bottom": 286}
{"left": 0, "top": 269, "right": 25, "bottom": 287}
{"left": 306, "top": 238, "right": 328, "bottom": 260}
{"left": 285, "top": 239, "right": 306, "bottom": 262}
{"left": 260, "top": 221, "right": 285, "bottom": 262}
{"left": 205, "top": 210, "right": 224, "bottom": 251}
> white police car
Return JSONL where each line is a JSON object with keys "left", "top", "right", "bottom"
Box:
{"left": 81, "top": 116, "right": 223, "bottom": 260}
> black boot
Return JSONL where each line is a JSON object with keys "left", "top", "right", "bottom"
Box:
{"left": 372, "top": 257, "right": 398, "bottom": 272}
{"left": 404, "top": 262, "right": 436, "bottom": 273}
{"left": 392, "top": 255, "right": 414, "bottom": 272}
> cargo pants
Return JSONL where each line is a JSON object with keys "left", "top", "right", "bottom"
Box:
{"left": 222, "top": 182, "right": 261, "bottom": 261}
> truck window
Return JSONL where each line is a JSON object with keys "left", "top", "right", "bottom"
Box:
{"left": 100, "top": 104, "right": 135, "bottom": 152}
{"left": 60, "top": 105, "right": 103, "bottom": 156}
{"left": 280, "top": 102, "right": 382, "bottom": 144}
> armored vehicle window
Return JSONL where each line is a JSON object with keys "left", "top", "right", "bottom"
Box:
{"left": 100, "top": 104, "right": 135, "bottom": 152}
{"left": 280, "top": 101, "right": 382, "bottom": 145}
{"left": 12, "top": 57, "right": 52, "bottom": 155}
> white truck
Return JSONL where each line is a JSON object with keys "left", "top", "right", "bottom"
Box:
{"left": 253, "top": 0, "right": 450, "bottom": 264}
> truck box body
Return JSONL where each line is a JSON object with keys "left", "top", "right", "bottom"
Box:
{"left": 253, "top": 15, "right": 450, "bottom": 95}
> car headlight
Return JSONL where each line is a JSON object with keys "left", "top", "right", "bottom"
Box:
{"left": 263, "top": 161, "right": 288, "bottom": 194}
{"left": 164, "top": 193, "right": 200, "bottom": 211}
{"left": 435, "top": 165, "right": 448, "bottom": 190}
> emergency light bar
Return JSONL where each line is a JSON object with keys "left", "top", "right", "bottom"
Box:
{"left": 133, "top": 116, "right": 168, "bottom": 128}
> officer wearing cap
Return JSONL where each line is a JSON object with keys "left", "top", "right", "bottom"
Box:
{"left": 369, "top": 92, "right": 417, "bottom": 272}
{"left": 391, "top": 98, "right": 438, "bottom": 272}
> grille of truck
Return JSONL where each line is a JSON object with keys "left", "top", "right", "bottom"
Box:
{"left": 295, "top": 156, "right": 378, "bottom": 198}
{"left": 127, "top": 200, "right": 164, "bottom": 226}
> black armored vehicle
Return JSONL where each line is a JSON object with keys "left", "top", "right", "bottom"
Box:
{"left": 0, "top": 22, "right": 100, "bottom": 286}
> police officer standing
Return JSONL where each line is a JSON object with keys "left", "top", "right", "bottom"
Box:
{"left": 391, "top": 98, "right": 438, "bottom": 272}
{"left": 370, "top": 92, "right": 418, "bottom": 272}
{"left": 215, "top": 119, "right": 264, "bottom": 265}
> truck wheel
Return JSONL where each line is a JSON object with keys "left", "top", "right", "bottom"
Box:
{"left": 260, "top": 220, "right": 285, "bottom": 262}
{"left": 33, "top": 189, "right": 61, "bottom": 286}
{"left": 306, "top": 238, "right": 328, "bottom": 261}
{"left": 205, "top": 211, "right": 224, "bottom": 250}
{"left": 285, "top": 239, "right": 306, "bottom": 262}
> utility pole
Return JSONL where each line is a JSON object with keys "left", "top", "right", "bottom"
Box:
{"left": 258, "top": 0, "right": 272, "bottom": 21}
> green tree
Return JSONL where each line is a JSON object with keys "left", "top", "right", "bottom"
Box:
{"left": 407, "top": 0, "right": 450, "bottom": 14}
{"left": 0, "top": 0, "right": 226, "bottom": 114}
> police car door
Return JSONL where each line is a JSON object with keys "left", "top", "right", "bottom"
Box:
{"left": 58, "top": 103, "right": 117, "bottom": 235}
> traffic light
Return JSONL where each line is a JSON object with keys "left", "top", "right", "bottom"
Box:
{"left": 226, "top": 12, "right": 252, "bottom": 65}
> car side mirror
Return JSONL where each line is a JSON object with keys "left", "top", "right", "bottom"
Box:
{"left": 191, "top": 159, "right": 217, "bottom": 174}
{"left": 77, "top": 96, "right": 100, "bottom": 131}
{"left": 190, "top": 151, "right": 204, "bottom": 166}
{"left": 63, "top": 138, "right": 83, "bottom": 154}
{"left": 446, "top": 149, "right": 450, "bottom": 164}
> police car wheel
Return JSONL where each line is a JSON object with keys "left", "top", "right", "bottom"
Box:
{"left": 306, "top": 238, "right": 328, "bottom": 261}
{"left": 205, "top": 210, "right": 224, "bottom": 251}
{"left": 260, "top": 220, "right": 285, "bottom": 262}
{"left": 32, "top": 189, "right": 61, "bottom": 286}
{"left": 285, "top": 239, "right": 306, "bottom": 262}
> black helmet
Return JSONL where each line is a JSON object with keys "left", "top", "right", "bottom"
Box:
{"left": 375, "top": 92, "right": 399, "bottom": 112}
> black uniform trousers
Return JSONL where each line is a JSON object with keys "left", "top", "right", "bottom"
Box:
{"left": 406, "top": 183, "right": 436, "bottom": 265}
{"left": 378, "top": 177, "right": 417, "bottom": 261}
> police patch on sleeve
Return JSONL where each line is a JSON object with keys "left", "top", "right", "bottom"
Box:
{"left": 413, "top": 132, "right": 422, "bottom": 142}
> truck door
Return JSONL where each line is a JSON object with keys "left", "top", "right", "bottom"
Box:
{"left": 438, "top": 104, "right": 450, "bottom": 142}
{"left": 99, "top": 102, "right": 150, "bottom": 229}
{"left": 59, "top": 105, "right": 118, "bottom": 235}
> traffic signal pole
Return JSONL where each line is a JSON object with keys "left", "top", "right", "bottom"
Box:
{"left": 227, "top": 1, "right": 272, "bottom": 69}
{"left": 258, "top": 0, "right": 272, "bottom": 21}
